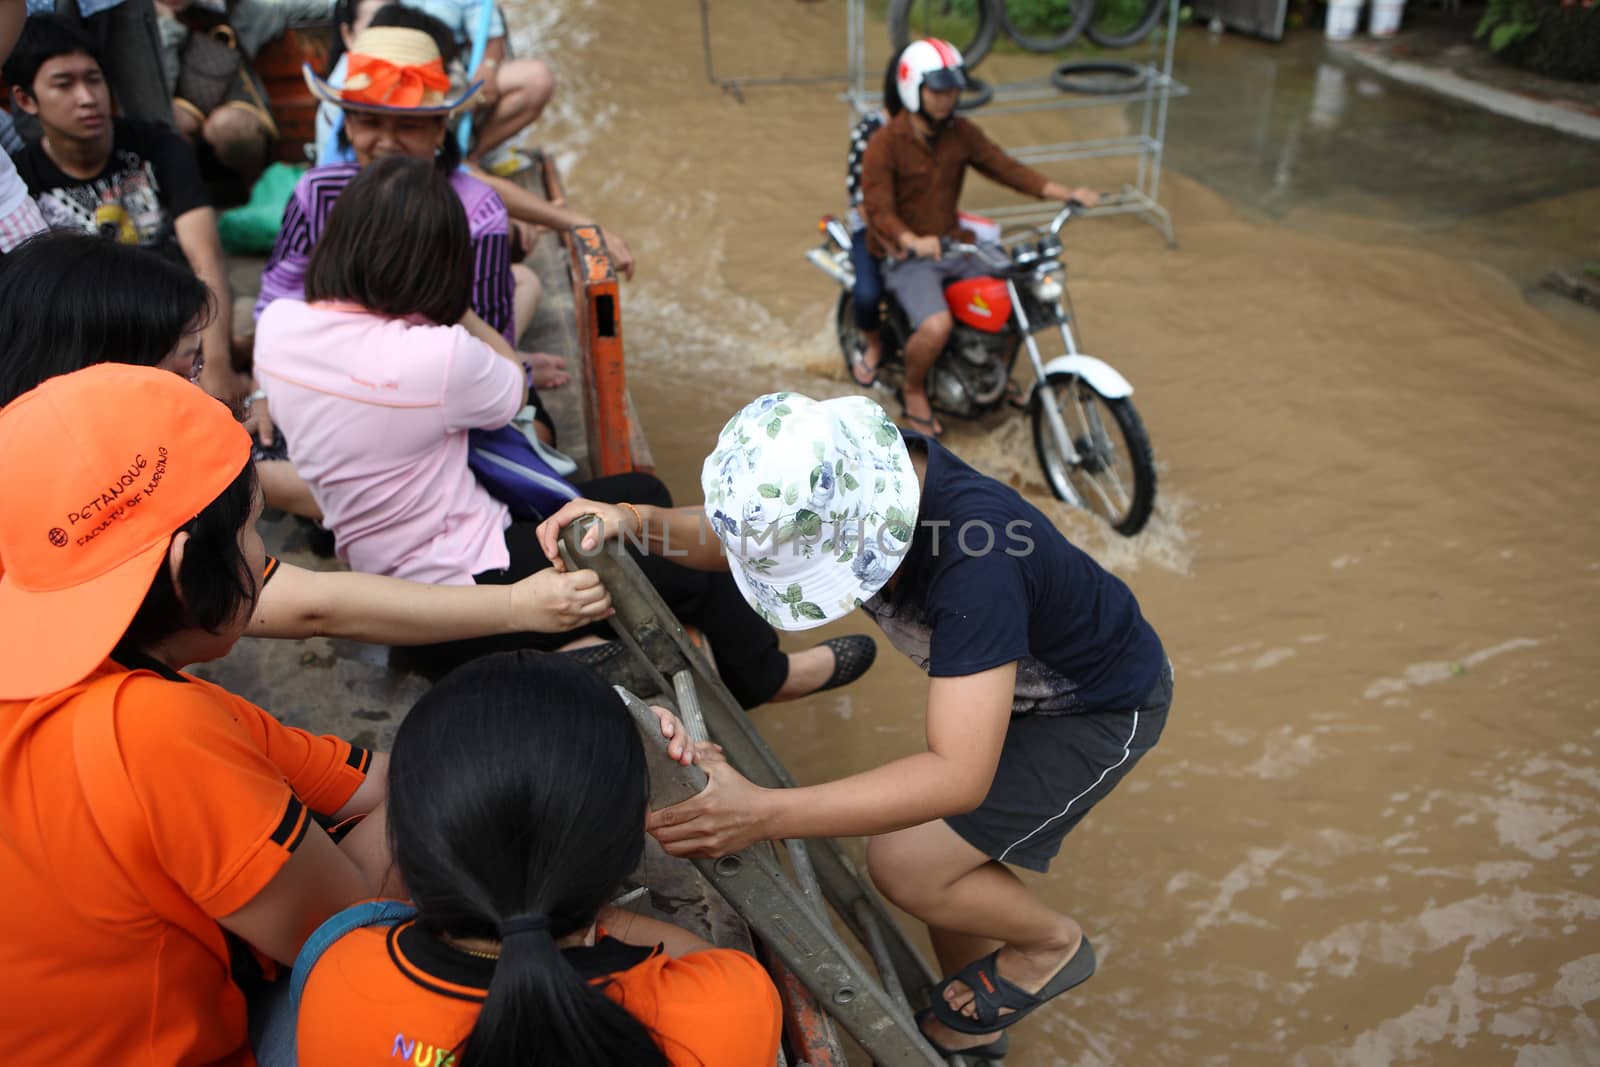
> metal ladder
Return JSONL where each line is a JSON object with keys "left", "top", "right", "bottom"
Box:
{"left": 559, "top": 520, "right": 985, "bottom": 1066}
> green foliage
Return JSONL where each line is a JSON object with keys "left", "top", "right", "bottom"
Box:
{"left": 1500, "top": 4, "right": 1600, "bottom": 82}
{"left": 1474, "top": 0, "right": 1542, "bottom": 53}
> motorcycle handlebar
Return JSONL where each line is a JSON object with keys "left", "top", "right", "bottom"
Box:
{"left": 1050, "top": 200, "right": 1085, "bottom": 237}
{"left": 916, "top": 198, "right": 1089, "bottom": 261}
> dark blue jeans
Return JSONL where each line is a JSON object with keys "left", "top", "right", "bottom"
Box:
{"left": 850, "top": 227, "right": 883, "bottom": 333}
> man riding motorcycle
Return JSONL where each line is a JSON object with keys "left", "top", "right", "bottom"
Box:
{"left": 859, "top": 37, "right": 1099, "bottom": 437}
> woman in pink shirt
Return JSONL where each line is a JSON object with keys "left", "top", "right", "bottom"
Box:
{"left": 255, "top": 157, "right": 874, "bottom": 707}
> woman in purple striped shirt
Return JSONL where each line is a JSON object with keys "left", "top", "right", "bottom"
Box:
{"left": 255, "top": 26, "right": 565, "bottom": 388}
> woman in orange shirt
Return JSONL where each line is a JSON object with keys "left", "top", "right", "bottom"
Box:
{"left": 294, "top": 650, "right": 782, "bottom": 1066}
{"left": 0, "top": 364, "right": 389, "bottom": 1065}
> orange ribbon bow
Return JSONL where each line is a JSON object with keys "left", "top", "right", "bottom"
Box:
{"left": 343, "top": 54, "right": 452, "bottom": 108}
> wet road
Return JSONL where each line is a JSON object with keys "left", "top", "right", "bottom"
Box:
{"left": 538, "top": 5, "right": 1599, "bottom": 1062}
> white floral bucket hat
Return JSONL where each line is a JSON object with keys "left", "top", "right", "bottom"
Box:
{"left": 701, "top": 393, "right": 920, "bottom": 631}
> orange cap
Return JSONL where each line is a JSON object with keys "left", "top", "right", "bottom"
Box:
{"left": 0, "top": 364, "right": 250, "bottom": 700}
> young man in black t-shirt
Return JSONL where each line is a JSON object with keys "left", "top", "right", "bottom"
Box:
{"left": 4, "top": 16, "right": 240, "bottom": 405}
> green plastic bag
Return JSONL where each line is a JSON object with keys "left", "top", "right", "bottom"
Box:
{"left": 218, "top": 162, "right": 306, "bottom": 255}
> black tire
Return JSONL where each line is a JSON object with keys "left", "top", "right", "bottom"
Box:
{"left": 999, "top": 0, "right": 1094, "bottom": 52}
{"left": 1050, "top": 59, "right": 1148, "bottom": 95}
{"left": 835, "top": 290, "right": 863, "bottom": 370}
{"left": 1032, "top": 372, "right": 1156, "bottom": 535}
{"left": 1084, "top": 0, "right": 1167, "bottom": 48}
{"left": 888, "top": 0, "right": 1002, "bottom": 69}
{"left": 955, "top": 75, "right": 995, "bottom": 110}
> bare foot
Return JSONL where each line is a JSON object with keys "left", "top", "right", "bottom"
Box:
{"left": 769, "top": 643, "right": 835, "bottom": 702}
{"left": 523, "top": 351, "right": 571, "bottom": 389}
{"left": 941, "top": 920, "right": 1082, "bottom": 1024}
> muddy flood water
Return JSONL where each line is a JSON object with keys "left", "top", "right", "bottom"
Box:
{"left": 512, "top": 3, "right": 1600, "bottom": 1063}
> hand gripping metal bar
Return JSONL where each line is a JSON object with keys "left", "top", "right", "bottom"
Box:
{"left": 557, "top": 517, "right": 939, "bottom": 1000}
{"left": 613, "top": 687, "right": 944, "bottom": 1066}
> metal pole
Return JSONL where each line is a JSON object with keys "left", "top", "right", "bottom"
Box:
{"left": 614, "top": 687, "right": 943, "bottom": 1066}
{"left": 1151, "top": 0, "right": 1182, "bottom": 209}
{"left": 560, "top": 519, "right": 941, "bottom": 998}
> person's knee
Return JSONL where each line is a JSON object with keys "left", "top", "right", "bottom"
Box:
{"left": 204, "top": 107, "right": 267, "bottom": 162}
{"left": 867, "top": 833, "right": 936, "bottom": 912}
{"left": 498, "top": 59, "right": 555, "bottom": 123}
{"left": 915, "top": 310, "right": 953, "bottom": 345}
{"left": 511, "top": 261, "right": 541, "bottom": 301}
{"left": 504, "top": 57, "right": 555, "bottom": 110}
{"left": 172, "top": 102, "right": 202, "bottom": 138}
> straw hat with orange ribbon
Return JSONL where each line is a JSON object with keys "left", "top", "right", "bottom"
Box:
{"left": 304, "top": 27, "right": 483, "bottom": 116}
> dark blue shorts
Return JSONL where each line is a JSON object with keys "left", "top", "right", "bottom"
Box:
{"left": 945, "top": 660, "right": 1172, "bottom": 873}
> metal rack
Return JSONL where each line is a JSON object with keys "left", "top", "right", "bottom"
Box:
{"left": 844, "top": 1, "right": 1188, "bottom": 246}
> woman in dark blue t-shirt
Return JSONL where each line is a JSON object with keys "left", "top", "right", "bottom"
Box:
{"left": 535, "top": 392, "right": 1171, "bottom": 1060}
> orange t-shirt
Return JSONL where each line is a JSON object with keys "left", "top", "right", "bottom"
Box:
{"left": 0, "top": 650, "right": 371, "bottom": 1065}
{"left": 297, "top": 919, "right": 783, "bottom": 1066}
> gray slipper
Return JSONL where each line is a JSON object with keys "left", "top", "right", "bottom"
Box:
{"left": 930, "top": 936, "right": 1096, "bottom": 1036}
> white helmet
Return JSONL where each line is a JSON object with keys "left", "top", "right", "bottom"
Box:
{"left": 896, "top": 38, "right": 970, "bottom": 115}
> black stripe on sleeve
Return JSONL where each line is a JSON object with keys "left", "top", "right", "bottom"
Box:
{"left": 344, "top": 746, "right": 372, "bottom": 775}
{"left": 269, "top": 795, "right": 309, "bottom": 852}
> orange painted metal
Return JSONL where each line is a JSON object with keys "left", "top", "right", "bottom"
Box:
{"left": 771, "top": 954, "right": 850, "bottom": 1066}
{"left": 254, "top": 25, "right": 332, "bottom": 164}
{"left": 566, "top": 223, "right": 634, "bottom": 476}
{"left": 544, "top": 145, "right": 635, "bottom": 477}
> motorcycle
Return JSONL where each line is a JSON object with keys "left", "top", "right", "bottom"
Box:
{"left": 806, "top": 203, "right": 1157, "bottom": 536}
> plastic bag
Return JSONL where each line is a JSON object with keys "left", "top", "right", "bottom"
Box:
{"left": 218, "top": 162, "right": 305, "bottom": 254}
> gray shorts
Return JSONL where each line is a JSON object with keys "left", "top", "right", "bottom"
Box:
{"left": 881, "top": 249, "right": 999, "bottom": 330}
{"left": 945, "top": 659, "right": 1173, "bottom": 873}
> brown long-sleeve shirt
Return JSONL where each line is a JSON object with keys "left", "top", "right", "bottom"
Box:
{"left": 859, "top": 110, "right": 1050, "bottom": 259}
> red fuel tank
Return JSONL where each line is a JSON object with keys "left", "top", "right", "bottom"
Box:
{"left": 944, "top": 276, "right": 1011, "bottom": 333}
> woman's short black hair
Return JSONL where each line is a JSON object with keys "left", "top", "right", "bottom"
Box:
{"left": 304, "top": 155, "right": 473, "bottom": 326}
{"left": 0, "top": 231, "right": 214, "bottom": 407}
{"left": 387, "top": 652, "right": 671, "bottom": 1066}
{"left": 1, "top": 15, "right": 102, "bottom": 96}
{"left": 117, "top": 460, "right": 260, "bottom": 652}
{"left": 326, "top": 1, "right": 461, "bottom": 77}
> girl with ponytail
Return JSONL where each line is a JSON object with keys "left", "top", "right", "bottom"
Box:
{"left": 293, "top": 650, "right": 782, "bottom": 1066}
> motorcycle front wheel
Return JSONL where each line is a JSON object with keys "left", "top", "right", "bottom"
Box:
{"left": 1032, "top": 372, "right": 1156, "bottom": 535}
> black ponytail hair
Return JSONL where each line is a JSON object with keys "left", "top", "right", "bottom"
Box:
{"left": 387, "top": 651, "right": 670, "bottom": 1067}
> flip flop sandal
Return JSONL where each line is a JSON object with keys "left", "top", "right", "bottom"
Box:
{"left": 814, "top": 635, "right": 877, "bottom": 693}
{"left": 930, "top": 936, "right": 1097, "bottom": 1036}
{"left": 914, "top": 1008, "right": 1010, "bottom": 1061}
{"left": 900, "top": 407, "right": 945, "bottom": 440}
{"left": 851, "top": 353, "right": 882, "bottom": 388}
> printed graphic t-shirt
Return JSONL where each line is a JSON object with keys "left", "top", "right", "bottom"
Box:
{"left": 10, "top": 119, "right": 208, "bottom": 260}
{"left": 0, "top": 652, "right": 372, "bottom": 1065}
{"left": 297, "top": 920, "right": 783, "bottom": 1066}
{"left": 861, "top": 432, "right": 1165, "bottom": 714}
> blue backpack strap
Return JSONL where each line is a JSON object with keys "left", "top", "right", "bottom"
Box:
{"left": 289, "top": 900, "right": 417, "bottom": 1010}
